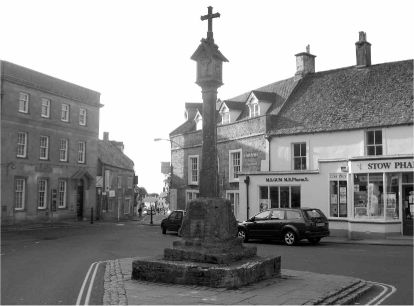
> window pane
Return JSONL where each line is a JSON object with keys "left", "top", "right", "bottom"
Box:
{"left": 280, "top": 187, "right": 289, "bottom": 208}
{"left": 339, "top": 181, "right": 347, "bottom": 217}
{"left": 301, "top": 143, "right": 306, "bottom": 155}
{"left": 367, "top": 146, "right": 375, "bottom": 156}
{"left": 294, "top": 158, "right": 301, "bottom": 170}
{"left": 354, "top": 174, "right": 368, "bottom": 218}
{"left": 385, "top": 173, "right": 399, "bottom": 220}
{"left": 293, "top": 144, "right": 300, "bottom": 157}
{"left": 291, "top": 186, "right": 301, "bottom": 208}
{"left": 374, "top": 130, "right": 382, "bottom": 144}
{"left": 270, "top": 186, "right": 279, "bottom": 208}
{"left": 301, "top": 157, "right": 306, "bottom": 170}
{"left": 367, "top": 131, "right": 374, "bottom": 145}
{"left": 376, "top": 146, "right": 383, "bottom": 156}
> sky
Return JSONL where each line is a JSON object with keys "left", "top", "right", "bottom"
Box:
{"left": 1, "top": 0, "right": 413, "bottom": 193}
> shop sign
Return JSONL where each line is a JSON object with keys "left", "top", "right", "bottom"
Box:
{"left": 352, "top": 159, "right": 414, "bottom": 173}
{"left": 266, "top": 177, "right": 309, "bottom": 182}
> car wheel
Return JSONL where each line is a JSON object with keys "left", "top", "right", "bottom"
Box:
{"left": 284, "top": 230, "right": 297, "bottom": 246}
{"left": 308, "top": 237, "right": 321, "bottom": 244}
{"left": 162, "top": 226, "right": 166, "bottom": 235}
{"left": 238, "top": 228, "right": 249, "bottom": 243}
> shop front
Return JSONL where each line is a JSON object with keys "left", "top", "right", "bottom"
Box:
{"left": 348, "top": 156, "right": 414, "bottom": 238}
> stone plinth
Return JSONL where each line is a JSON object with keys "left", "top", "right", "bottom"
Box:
{"left": 131, "top": 198, "right": 281, "bottom": 288}
{"left": 132, "top": 255, "right": 281, "bottom": 289}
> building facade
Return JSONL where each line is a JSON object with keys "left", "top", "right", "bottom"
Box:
{"left": 169, "top": 32, "right": 413, "bottom": 238}
{"left": 97, "top": 132, "right": 136, "bottom": 221}
{"left": 1, "top": 60, "right": 102, "bottom": 225}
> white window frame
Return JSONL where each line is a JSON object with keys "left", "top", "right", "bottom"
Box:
{"left": 194, "top": 111, "right": 202, "bottom": 130}
{"left": 366, "top": 129, "right": 383, "bottom": 156}
{"left": 186, "top": 190, "right": 199, "bottom": 204}
{"left": 15, "top": 179, "right": 25, "bottom": 210}
{"left": 79, "top": 108, "right": 87, "bottom": 126}
{"left": 19, "top": 93, "right": 29, "bottom": 113}
{"left": 249, "top": 102, "right": 259, "bottom": 117}
{"left": 61, "top": 104, "right": 70, "bottom": 122}
{"left": 78, "top": 142, "right": 86, "bottom": 163}
{"left": 188, "top": 155, "right": 199, "bottom": 185}
{"left": 226, "top": 191, "right": 240, "bottom": 220}
{"left": 229, "top": 149, "right": 242, "bottom": 182}
{"left": 58, "top": 180, "right": 67, "bottom": 208}
{"left": 17, "top": 132, "right": 27, "bottom": 158}
{"left": 38, "top": 179, "right": 47, "bottom": 209}
{"left": 40, "top": 136, "right": 49, "bottom": 160}
{"left": 221, "top": 105, "right": 230, "bottom": 124}
{"left": 124, "top": 197, "right": 131, "bottom": 214}
{"left": 293, "top": 142, "right": 307, "bottom": 170}
{"left": 60, "top": 139, "right": 68, "bottom": 162}
{"left": 127, "top": 177, "right": 133, "bottom": 189}
{"left": 117, "top": 176, "right": 122, "bottom": 188}
{"left": 41, "top": 98, "right": 50, "bottom": 118}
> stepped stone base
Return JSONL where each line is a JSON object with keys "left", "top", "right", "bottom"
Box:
{"left": 132, "top": 255, "right": 281, "bottom": 289}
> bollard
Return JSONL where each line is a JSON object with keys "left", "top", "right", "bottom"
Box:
{"left": 150, "top": 206, "right": 153, "bottom": 225}
{"left": 91, "top": 207, "right": 93, "bottom": 224}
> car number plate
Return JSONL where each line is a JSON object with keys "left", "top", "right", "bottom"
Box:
{"left": 316, "top": 223, "right": 325, "bottom": 227}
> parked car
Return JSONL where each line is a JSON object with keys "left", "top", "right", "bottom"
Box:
{"left": 237, "top": 207, "right": 330, "bottom": 246}
{"left": 161, "top": 210, "right": 186, "bottom": 234}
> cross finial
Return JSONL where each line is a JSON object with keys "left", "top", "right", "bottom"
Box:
{"left": 201, "top": 6, "right": 220, "bottom": 42}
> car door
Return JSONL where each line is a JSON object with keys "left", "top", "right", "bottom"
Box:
{"left": 172, "top": 211, "right": 183, "bottom": 231}
{"left": 246, "top": 210, "right": 272, "bottom": 238}
{"left": 268, "top": 210, "right": 286, "bottom": 239}
{"left": 166, "top": 211, "right": 177, "bottom": 230}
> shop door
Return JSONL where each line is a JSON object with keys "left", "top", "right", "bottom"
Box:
{"left": 402, "top": 184, "right": 413, "bottom": 236}
{"left": 76, "top": 181, "right": 84, "bottom": 220}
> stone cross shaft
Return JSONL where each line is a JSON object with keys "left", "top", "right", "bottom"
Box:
{"left": 201, "top": 6, "right": 220, "bottom": 41}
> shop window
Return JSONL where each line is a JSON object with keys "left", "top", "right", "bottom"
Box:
{"left": 259, "top": 186, "right": 301, "bottom": 211}
{"left": 293, "top": 143, "right": 306, "bottom": 170}
{"left": 385, "top": 173, "right": 399, "bottom": 220}
{"left": 329, "top": 174, "right": 347, "bottom": 217}
{"left": 402, "top": 172, "right": 414, "bottom": 219}
{"left": 354, "top": 173, "right": 386, "bottom": 219}
{"left": 366, "top": 130, "right": 383, "bottom": 156}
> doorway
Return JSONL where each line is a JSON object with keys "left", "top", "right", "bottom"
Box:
{"left": 402, "top": 172, "right": 413, "bottom": 236}
{"left": 76, "top": 180, "right": 84, "bottom": 221}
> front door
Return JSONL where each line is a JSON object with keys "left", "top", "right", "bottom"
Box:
{"left": 402, "top": 183, "right": 413, "bottom": 236}
{"left": 76, "top": 180, "right": 84, "bottom": 221}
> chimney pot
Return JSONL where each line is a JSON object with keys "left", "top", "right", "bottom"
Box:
{"left": 355, "top": 31, "right": 371, "bottom": 68}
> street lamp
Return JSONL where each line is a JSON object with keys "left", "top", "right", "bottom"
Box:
{"left": 154, "top": 138, "right": 183, "bottom": 149}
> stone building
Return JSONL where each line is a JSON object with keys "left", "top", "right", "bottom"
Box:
{"left": 1, "top": 60, "right": 102, "bottom": 225}
{"left": 97, "top": 132, "right": 136, "bottom": 221}
{"left": 169, "top": 32, "right": 413, "bottom": 238}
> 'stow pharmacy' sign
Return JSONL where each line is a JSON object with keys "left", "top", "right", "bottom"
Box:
{"left": 352, "top": 159, "right": 414, "bottom": 173}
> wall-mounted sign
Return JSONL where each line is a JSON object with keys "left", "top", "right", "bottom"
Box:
{"left": 35, "top": 164, "right": 53, "bottom": 173}
{"left": 266, "top": 177, "right": 309, "bottom": 182}
{"left": 109, "top": 190, "right": 115, "bottom": 198}
{"left": 161, "top": 162, "right": 170, "bottom": 175}
{"left": 96, "top": 176, "right": 103, "bottom": 188}
{"left": 245, "top": 153, "right": 259, "bottom": 158}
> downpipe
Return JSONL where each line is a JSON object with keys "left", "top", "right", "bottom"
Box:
{"left": 244, "top": 176, "right": 250, "bottom": 219}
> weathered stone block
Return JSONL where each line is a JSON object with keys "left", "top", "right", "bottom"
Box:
{"left": 132, "top": 255, "right": 281, "bottom": 289}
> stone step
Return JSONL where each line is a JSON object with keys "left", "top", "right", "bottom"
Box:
{"left": 307, "top": 279, "right": 373, "bottom": 305}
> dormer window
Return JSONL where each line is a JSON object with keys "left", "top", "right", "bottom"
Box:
{"left": 194, "top": 111, "right": 202, "bottom": 130}
{"left": 222, "top": 111, "right": 230, "bottom": 124}
{"left": 247, "top": 96, "right": 260, "bottom": 118}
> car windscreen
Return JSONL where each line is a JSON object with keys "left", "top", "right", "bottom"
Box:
{"left": 304, "top": 209, "right": 327, "bottom": 221}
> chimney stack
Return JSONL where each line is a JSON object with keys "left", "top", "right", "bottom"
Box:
{"left": 295, "top": 45, "right": 316, "bottom": 81}
{"left": 103, "top": 132, "right": 109, "bottom": 141}
{"left": 355, "top": 31, "right": 371, "bottom": 68}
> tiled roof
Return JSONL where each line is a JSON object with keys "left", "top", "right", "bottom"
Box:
{"left": 221, "top": 101, "right": 246, "bottom": 111}
{"left": 98, "top": 140, "right": 134, "bottom": 170}
{"left": 251, "top": 91, "right": 278, "bottom": 103}
{"left": 270, "top": 60, "right": 413, "bottom": 136}
{"left": 185, "top": 103, "right": 203, "bottom": 110}
{"left": 229, "top": 77, "right": 300, "bottom": 120}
